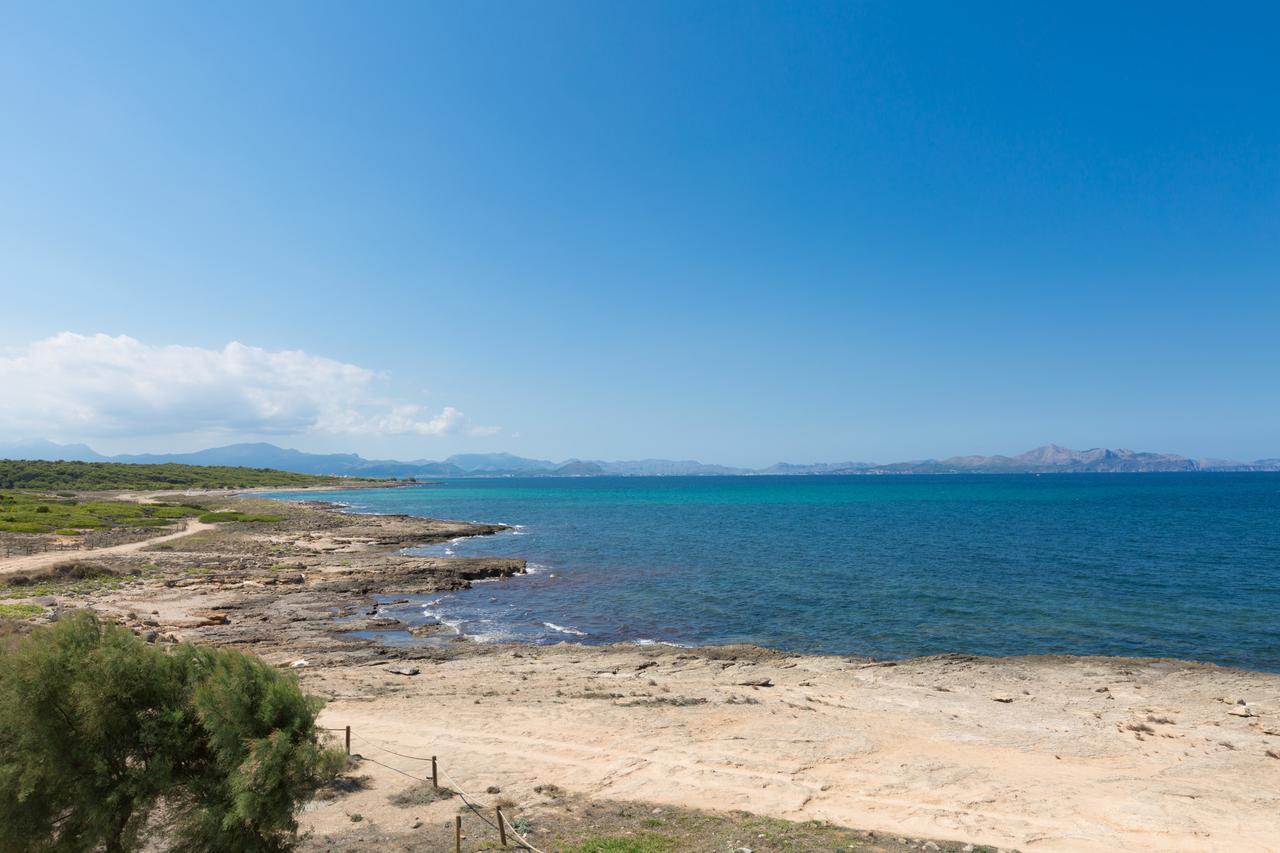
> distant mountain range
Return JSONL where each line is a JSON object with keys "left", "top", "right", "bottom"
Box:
{"left": 2, "top": 440, "right": 1279, "bottom": 478}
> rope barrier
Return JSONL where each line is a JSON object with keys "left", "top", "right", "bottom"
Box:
{"left": 346, "top": 729, "right": 545, "bottom": 852}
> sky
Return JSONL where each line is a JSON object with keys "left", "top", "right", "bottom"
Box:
{"left": 1, "top": 2, "right": 1277, "bottom": 467}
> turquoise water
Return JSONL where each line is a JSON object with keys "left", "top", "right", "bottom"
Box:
{"left": 265, "top": 474, "right": 1280, "bottom": 671}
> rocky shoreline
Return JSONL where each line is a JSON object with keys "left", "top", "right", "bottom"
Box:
{"left": 0, "top": 493, "right": 526, "bottom": 668}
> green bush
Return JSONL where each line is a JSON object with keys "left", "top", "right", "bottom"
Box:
{"left": 0, "top": 612, "right": 344, "bottom": 852}
{"left": 0, "top": 604, "right": 44, "bottom": 619}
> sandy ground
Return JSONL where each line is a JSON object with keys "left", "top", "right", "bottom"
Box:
{"left": 0, "top": 517, "right": 215, "bottom": 576}
{"left": 301, "top": 645, "right": 1280, "bottom": 853}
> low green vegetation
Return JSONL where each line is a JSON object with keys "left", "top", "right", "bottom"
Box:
{"left": 0, "top": 562, "right": 136, "bottom": 600}
{"left": 0, "top": 611, "right": 344, "bottom": 852}
{"left": 0, "top": 491, "right": 202, "bottom": 535}
{"left": 564, "top": 836, "right": 674, "bottom": 853}
{"left": 198, "top": 511, "right": 284, "bottom": 524}
{"left": 512, "top": 800, "right": 996, "bottom": 853}
{"left": 0, "top": 603, "right": 44, "bottom": 620}
{"left": 0, "top": 459, "right": 346, "bottom": 491}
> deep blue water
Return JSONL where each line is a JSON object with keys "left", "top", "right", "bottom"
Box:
{"left": 265, "top": 474, "right": 1280, "bottom": 671}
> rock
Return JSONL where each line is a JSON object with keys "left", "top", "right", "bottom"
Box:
{"left": 992, "top": 694, "right": 1015, "bottom": 703}
{"left": 923, "top": 843, "right": 940, "bottom": 851}
{"left": 386, "top": 665, "right": 420, "bottom": 676}
{"left": 289, "top": 659, "right": 309, "bottom": 668}
{"left": 1227, "top": 706, "right": 1254, "bottom": 717}
{"left": 737, "top": 678, "right": 774, "bottom": 688}
{"left": 143, "top": 631, "right": 158, "bottom": 643}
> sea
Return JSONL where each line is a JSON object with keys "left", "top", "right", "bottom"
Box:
{"left": 263, "top": 473, "right": 1280, "bottom": 672}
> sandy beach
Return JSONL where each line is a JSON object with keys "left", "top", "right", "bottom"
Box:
{"left": 1, "top": 494, "right": 1276, "bottom": 852}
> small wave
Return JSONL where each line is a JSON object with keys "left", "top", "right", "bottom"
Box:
{"left": 543, "top": 622, "right": 588, "bottom": 637}
{"left": 420, "top": 607, "right": 463, "bottom": 635}
{"left": 633, "top": 638, "right": 687, "bottom": 648}
{"left": 525, "top": 562, "right": 551, "bottom": 575}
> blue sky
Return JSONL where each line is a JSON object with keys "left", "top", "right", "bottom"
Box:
{"left": 1, "top": 2, "right": 1276, "bottom": 466}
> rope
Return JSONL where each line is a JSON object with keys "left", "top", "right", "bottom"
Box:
{"left": 349, "top": 730, "right": 435, "bottom": 762}
{"left": 348, "top": 730, "right": 545, "bottom": 852}
{"left": 355, "top": 753, "right": 503, "bottom": 834}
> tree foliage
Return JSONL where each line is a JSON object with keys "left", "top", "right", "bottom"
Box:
{"left": 0, "top": 460, "right": 343, "bottom": 491}
{"left": 0, "top": 613, "right": 344, "bottom": 852}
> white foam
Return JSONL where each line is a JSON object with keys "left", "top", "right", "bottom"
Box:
{"left": 525, "top": 562, "right": 551, "bottom": 575}
{"left": 633, "top": 638, "right": 687, "bottom": 648}
{"left": 543, "top": 622, "right": 588, "bottom": 637}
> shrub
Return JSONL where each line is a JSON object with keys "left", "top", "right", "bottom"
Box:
{"left": 0, "top": 604, "right": 43, "bottom": 620}
{"left": 0, "top": 612, "right": 344, "bottom": 852}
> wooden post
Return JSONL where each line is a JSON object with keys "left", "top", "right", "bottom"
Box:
{"left": 432, "top": 755, "right": 439, "bottom": 788}
{"left": 344, "top": 726, "right": 351, "bottom": 755}
{"left": 454, "top": 814, "right": 462, "bottom": 852}
{"left": 496, "top": 806, "right": 507, "bottom": 846}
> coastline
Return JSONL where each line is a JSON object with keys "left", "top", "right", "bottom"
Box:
{"left": 1, "top": 492, "right": 1277, "bottom": 851}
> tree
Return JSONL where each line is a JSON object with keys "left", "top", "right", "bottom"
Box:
{"left": 0, "top": 612, "right": 344, "bottom": 852}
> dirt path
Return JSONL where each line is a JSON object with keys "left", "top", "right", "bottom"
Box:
{"left": 0, "top": 518, "right": 216, "bottom": 576}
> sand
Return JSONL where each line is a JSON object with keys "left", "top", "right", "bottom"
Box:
{"left": 300, "top": 644, "right": 1280, "bottom": 852}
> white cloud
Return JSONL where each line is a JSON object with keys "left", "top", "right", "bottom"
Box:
{"left": 0, "top": 332, "right": 497, "bottom": 441}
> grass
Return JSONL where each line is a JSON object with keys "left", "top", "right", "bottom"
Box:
{"left": 0, "top": 563, "right": 138, "bottom": 600}
{"left": 198, "top": 511, "right": 283, "bottom": 524}
{"left": 0, "top": 603, "right": 45, "bottom": 619}
{"left": 564, "top": 836, "right": 674, "bottom": 853}
{"left": 371, "top": 794, "right": 994, "bottom": 853}
{"left": 0, "top": 491, "right": 203, "bottom": 535}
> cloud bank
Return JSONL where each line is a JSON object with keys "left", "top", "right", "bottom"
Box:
{"left": 0, "top": 333, "right": 497, "bottom": 442}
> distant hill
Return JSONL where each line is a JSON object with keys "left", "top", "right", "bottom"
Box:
{"left": 592, "top": 459, "right": 751, "bottom": 476}
{"left": 855, "top": 444, "right": 1209, "bottom": 474}
{"left": 760, "top": 461, "right": 875, "bottom": 475}
{"left": 3, "top": 441, "right": 1279, "bottom": 478}
{"left": 0, "top": 440, "right": 110, "bottom": 463}
{"left": 444, "top": 453, "right": 556, "bottom": 473}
